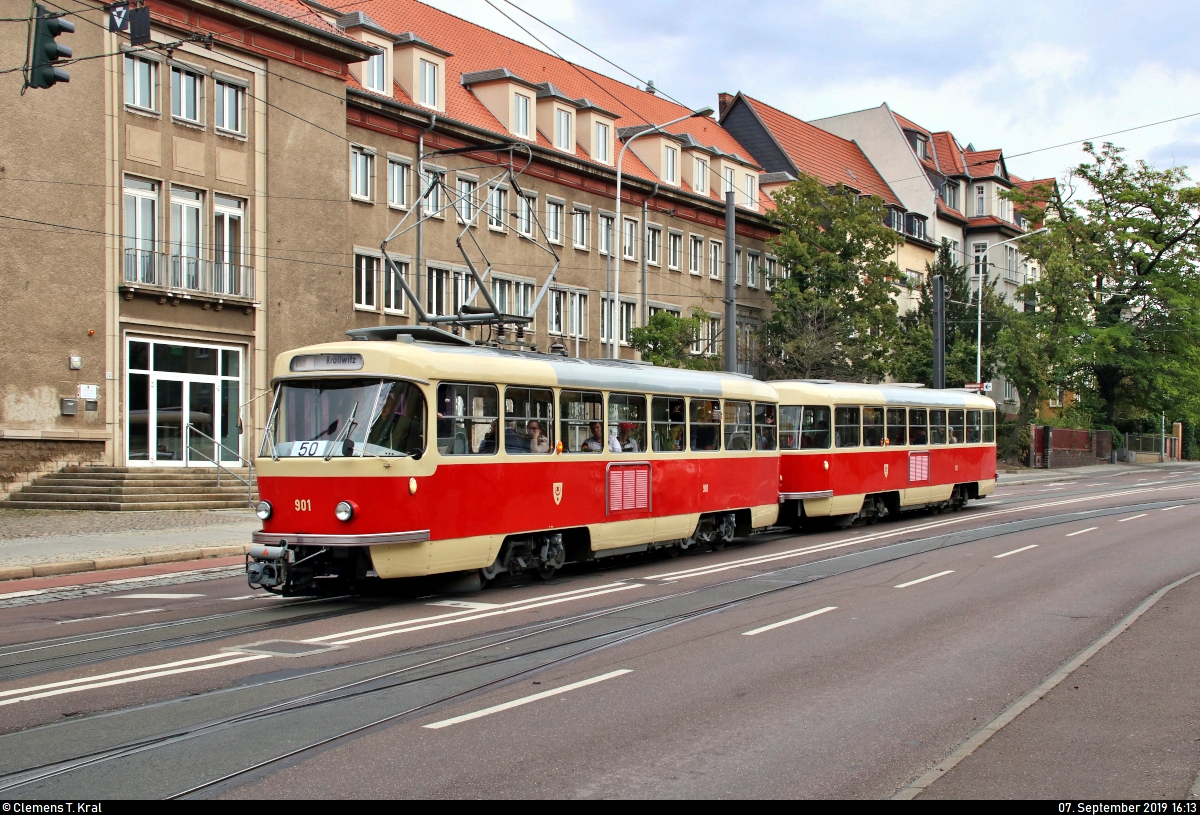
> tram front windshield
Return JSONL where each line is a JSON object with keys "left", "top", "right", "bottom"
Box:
{"left": 271, "top": 378, "right": 425, "bottom": 458}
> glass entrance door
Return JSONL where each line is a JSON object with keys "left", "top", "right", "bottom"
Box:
{"left": 126, "top": 338, "right": 243, "bottom": 467}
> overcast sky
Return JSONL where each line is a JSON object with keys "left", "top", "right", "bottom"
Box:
{"left": 425, "top": 0, "right": 1200, "bottom": 185}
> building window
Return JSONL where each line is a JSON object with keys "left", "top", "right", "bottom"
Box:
{"left": 620, "top": 301, "right": 636, "bottom": 344}
{"left": 908, "top": 132, "right": 928, "bottom": 159}
{"left": 734, "top": 247, "right": 742, "bottom": 285}
{"left": 214, "top": 80, "right": 243, "bottom": 133}
{"left": 646, "top": 226, "right": 661, "bottom": 266}
{"left": 555, "top": 109, "right": 572, "bottom": 151}
{"left": 973, "top": 242, "right": 988, "bottom": 280}
{"left": 723, "top": 166, "right": 735, "bottom": 196}
{"left": 689, "top": 235, "right": 703, "bottom": 275}
{"left": 124, "top": 54, "right": 156, "bottom": 110}
{"left": 623, "top": 218, "right": 638, "bottom": 260}
{"left": 513, "top": 92, "right": 531, "bottom": 137}
{"left": 546, "top": 200, "right": 564, "bottom": 243}
{"left": 667, "top": 232, "right": 682, "bottom": 270}
{"left": 354, "top": 254, "right": 379, "bottom": 310}
{"left": 419, "top": 59, "right": 438, "bottom": 108}
{"left": 905, "top": 213, "right": 927, "bottom": 240}
{"left": 709, "top": 239, "right": 722, "bottom": 278}
{"left": 1004, "top": 379, "right": 1015, "bottom": 401}
{"left": 387, "top": 160, "right": 409, "bottom": 208}
{"left": 746, "top": 253, "right": 760, "bottom": 288}
{"left": 170, "top": 187, "right": 202, "bottom": 289}
{"left": 600, "top": 297, "right": 613, "bottom": 343}
{"left": 516, "top": 194, "right": 534, "bottom": 235}
{"left": 888, "top": 209, "right": 904, "bottom": 232}
{"left": 692, "top": 314, "right": 719, "bottom": 356}
{"left": 492, "top": 277, "right": 533, "bottom": 318}
{"left": 487, "top": 187, "right": 507, "bottom": 230}
{"left": 743, "top": 173, "right": 756, "bottom": 208}
{"left": 598, "top": 214, "right": 614, "bottom": 255}
{"left": 550, "top": 289, "right": 588, "bottom": 338}
{"left": 594, "top": 122, "right": 610, "bottom": 163}
{"left": 350, "top": 147, "right": 373, "bottom": 200}
{"left": 975, "top": 184, "right": 986, "bottom": 216}
{"left": 456, "top": 177, "right": 477, "bottom": 223}
{"left": 694, "top": 157, "right": 708, "bottom": 194}
{"left": 420, "top": 168, "right": 442, "bottom": 213}
{"left": 572, "top": 208, "right": 589, "bottom": 249}
{"left": 364, "top": 50, "right": 386, "bottom": 94}
{"left": 171, "top": 66, "right": 201, "bottom": 122}
{"left": 663, "top": 145, "right": 678, "bottom": 184}
{"left": 765, "top": 256, "right": 777, "bottom": 289}
{"left": 123, "top": 178, "right": 158, "bottom": 284}
{"left": 384, "top": 259, "right": 407, "bottom": 314}
{"left": 941, "top": 181, "right": 959, "bottom": 210}
{"left": 213, "top": 195, "right": 244, "bottom": 295}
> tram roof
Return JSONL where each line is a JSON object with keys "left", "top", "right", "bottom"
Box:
{"left": 769, "top": 380, "right": 997, "bottom": 409}
{"left": 275, "top": 339, "right": 778, "bottom": 400}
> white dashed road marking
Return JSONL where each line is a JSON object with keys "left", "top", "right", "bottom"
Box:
{"left": 1117, "top": 514, "right": 1147, "bottom": 523}
{"left": 423, "top": 669, "right": 633, "bottom": 730}
{"left": 1066, "top": 527, "right": 1098, "bottom": 537}
{"left": 742, "top": 606, "right": 837, "bottom": 636}
{"left": 993, "top": 545, "right": 1038, "bottom": 559}
{"left": 895, "top": 571, "right": 955, "bottom": 589}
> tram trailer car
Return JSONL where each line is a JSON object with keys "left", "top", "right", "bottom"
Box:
{"left": 772, "top": 381, "right": 997, "bottom": 528}
{"left": 248, "top": 329, "right": 781, "bottom": 594}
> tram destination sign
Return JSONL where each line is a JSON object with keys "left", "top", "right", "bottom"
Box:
{"left": 289, "top": 353, "right": 364, "bottom": 372}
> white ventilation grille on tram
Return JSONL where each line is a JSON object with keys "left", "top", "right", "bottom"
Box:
{"left": 608, "top": 464, "right": 651, "bottom": 513}
{"left": 908, "top": 451, "right": 930, "bottom": 484}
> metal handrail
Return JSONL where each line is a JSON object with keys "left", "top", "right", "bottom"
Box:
{"left": 185, "top": 423, "right": 256, "bottom": 508}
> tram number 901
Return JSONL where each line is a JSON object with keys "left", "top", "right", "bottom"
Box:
{"left": 295, "top": 499, "right": 312, "bottom": 512}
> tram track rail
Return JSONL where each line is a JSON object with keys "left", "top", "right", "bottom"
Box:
{"left": 0, "top": 492, "right": 1193, "bottom": 798}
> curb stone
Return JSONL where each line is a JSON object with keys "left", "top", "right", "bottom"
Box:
{"left": 0, "top": 544, "right": 254, "bottom": 583}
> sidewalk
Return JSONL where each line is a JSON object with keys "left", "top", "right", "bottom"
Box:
{"left": 996, "top": 460, "right": 1199, "bottom": 487}
{"left": 0, "top": 508, "right": 257, "bottom": 581}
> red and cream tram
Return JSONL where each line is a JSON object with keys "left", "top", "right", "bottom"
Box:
{"left": 248, "top": 328, "right": 781, "bottom": 593}
{"left": 773, "top": 381, "right": 997, "bottom": 527}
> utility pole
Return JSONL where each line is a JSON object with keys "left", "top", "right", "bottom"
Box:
{"left": 932, "top": 274, "right": 945, "bottom": 389}
{"left": 723, "top": 190, "right": 737, "bottom": 373}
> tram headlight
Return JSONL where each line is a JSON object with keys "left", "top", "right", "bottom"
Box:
{"left": 335, "top": 501, "right": 354, "bottom": 522}
{"left": 255, "top": 500, "right": 273, "bottom": 521}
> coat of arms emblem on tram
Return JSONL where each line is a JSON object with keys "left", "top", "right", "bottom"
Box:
{"left": 553, "top": 482, "right": 563, "bottom": 505}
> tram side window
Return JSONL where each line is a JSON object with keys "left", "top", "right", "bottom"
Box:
{"left": 929, "top": 409, "right": 948, "bottom": 445}
{"left": 652, "top": 397, "right": 686, "bottom": 452}
{"left": 983, "top": 410, "right": 996, "bottom": 443}
{"left": 801, "top": 406, "right": 831, "bottom": 449}
{"left": 966, "top": 409, "right": 982, "bottom": 444}
{"left": 365, "top": 380, "right": 426, "bottom": 457}
{"left": 690, "top": 399, "right": 721, "bottom": 451}
{"left": 609, "top": 393, "right": 647, "bottom": 453}
{"left": 505, "top": 387, "right": 555, "bottom": 454}
{"left": 949, "top": 409, "right": 966, "bottom": 444}
{"left": 724, "top": 400, "right": 753, "bottom": 450}
{"left": 755, "top": 403, "right": 777, "bottom": 451}
{"left": 886, "top": 407, "right": 907, "bottom": 446}
{"left": 436, "top": 383, "right": 498, "bottom": 455}
{"left": 863, "top": 407, "right": 885, "bottom": 447}
{"left": 835, "top": 406, "right": 861, "bottom": 448}
{"left": 779, "top": 405, "right": 801, "bottom": 450}
{"left": 561, "top": 390, "right": 604, "bottom": 453}
{"left": 908, "top": 408, "right": 928, "bottom": 445}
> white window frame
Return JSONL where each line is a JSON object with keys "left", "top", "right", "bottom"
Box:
{"left": 765, "top": 255, "right": 778, "bottom": 290}
{"left": 456, "top": 176, "right": 477, "bottom": 224}
{"left": 555, "top": 108, "right": 572, "bottom": 151}
{"left": 735, "top": 246, "right": 742, "bottom": 286}
{"left": 486, "top": 186, "right": 507, "bottom": 231}
{"left": 694, "top": 157, "right": 708, "bottom": 194}
{"left": 383, "top": 257, "right": 408, "bottom": 314}
{"left": 387, "top": 158, "right": 410, "bottom": 209}
{"left": 350, "top": 146, "right": 373, "bottom": 201}
{"left": 420, "top": 167, "right": 443, "bottom": 216}
{"left": 546, "top": 199, "right": 565, "bottom": 244}
{"left": 619, "top": 300, "right": 636, "bottom": 345}
{"left": 667, "top": 230, "right": 682, "bottom": 271}
{"left": 645, "top": 225, "right": 661, "bottom": 266}
{"left": 516, "top": 193, "right": 535, "bottom": 235}
{"left": 594, "top": 122, "right": 610, "bottom": 163}
{"left": 663, "top": 145, "right": 678, "bottom": 184}
{"left": 743, "top": 173, "right": 757, "bottom": 208}
{"left": 214, "top": 79, "right": 244, "bottom": 134}
{"left": 746, "top": 252, "right": 760, "bottom": 288}
{"left": 354, "top": 253, "right": 379, "bottom": 310}
{"left": 688, "top": 235, "right": 703, "bottom": 275}
{"left": 598, "top": 213, "right": 614, "bottom": 256}
{"left": 622, "top": 217, "right": 638, "bottom": 260}
{"left": 975, "top": 184, "right": 986, "bottom": 217}
{"left": 572, "top": 207, "right": 589, "bottom": 249}
{"left": 513, "top": 92, "right": 531, "bottom": 138}
{"left": 709, "top": 240, "right": 722, "bottom": 279}
{"left": 549, "top": 287, "right": 588, "bottom": 339}
{"left": 364, "top": 50, "right": 387, "bottom": 94}
{"left": 973, "top": 242, "right": 989, "bottom": 280}
{"left": 492, "top": 275, "right": 536, "bottom": 321}
{"left": 124, "top": 54, "right": 157, "bottom": 111}
{"left": 723, "top": 167, "right": 735, "bottom": 196}
{"left": 419, "top": 59, "right": 438, "bottom": 108}
{"left": 170, "top": 65, "right": 201, "bottom": 123}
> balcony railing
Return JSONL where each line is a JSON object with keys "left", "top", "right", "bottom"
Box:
{"left": 123, "top": 249, "right": 255, "bottom": 301}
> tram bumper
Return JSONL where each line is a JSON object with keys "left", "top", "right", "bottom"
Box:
{"left": 246, "top": 544, "right": 290, "bottom": 590}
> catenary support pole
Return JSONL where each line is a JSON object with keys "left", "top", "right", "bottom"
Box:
{"left": 932, "top": 274, "right": 945, "bottom": 389}
{"left": 724, "top": 190, "right": 737, "bottom": 372}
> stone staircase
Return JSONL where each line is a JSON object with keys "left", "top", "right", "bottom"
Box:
{"left": 3, "top": 465, "right": 257, "bottom": 511}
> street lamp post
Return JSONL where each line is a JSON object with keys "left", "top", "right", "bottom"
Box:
{"left": 608, "top": 106, "right": 714, "bottom": 358}
{"left": 973, "top": 227, "right": 1047, "bottom": 389}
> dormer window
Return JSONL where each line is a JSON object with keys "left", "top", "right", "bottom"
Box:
{"left": 594, "top": 122, "right": 610, "bottom": 163}
{"left": 419, "top": 59, "right": 438, "bottom": 108}
{"left": 663, "top": 145, "right": 678, "bottom": 184}
{"left": 743, "top": 173, "right": 756, "bottom": 208}
{"left": 908, "top": 131, "right": 928, "bottom": 160}
{"left": 555, "top": 109, "right": 572, "bottom": 151}
{"left": 694, "top": 156, "right": 708, "bottom": 193}
{"left": 513, "top": 92, "right": 531, "bottom": 137}
{"left": 364, "top": 50, "right": 386, "bottom": 93}
{"left": 941, "top": 181, "right": 959, "bottom": 210}
{"left": 723, "top": 167, "right": 735, "bottom": 195}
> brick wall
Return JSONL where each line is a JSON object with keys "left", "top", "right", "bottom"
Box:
{"left": 0, "top": 439, "right": 105, "bottom": 500}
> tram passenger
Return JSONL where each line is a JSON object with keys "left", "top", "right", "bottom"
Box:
{"left": 581, "top": 421, "right": 605, "bottom": 452}
{"left": 478, "top": 421, "right": 498, "bottom": 454}
{"left": 527, "top": 420, "right": 550, "bottom": 453}
{"left": 616, "top": 422, "right": 641, "bottom": 452}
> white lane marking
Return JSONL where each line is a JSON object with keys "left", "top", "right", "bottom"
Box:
{"left": 1065, "top": 527, "right": 1098, "bottom": 537}
{"left": 56, "top": 608, "right": 164, "bottom": 625}
{"left": 325, "top": 584, "right": 644, "bottom": 646}
{"left": 742, "top": 606, "right": 837, "bottom": 636}
{"left": 1137, "top": 479, "right": 1149, "bottom": 482}
{"left": 646, "top": 480, "right": 1200, "bottom": 583}
{"left": 1161, "top": 505, "right": 1184, "bottom": 511}
{"left": 426, "top": 600, "right": 499, "bottom": 610}
{"left": 115, "top": 593, "right": 205, "bottom": 599}
{"left": 1117, "top": 513, "right": 1147, "bottom": 523}
{"left": 0, "top": 590, "right": 44, "bottom": 600}
{"left": 0, "top": 655, "right": 270, "bottom": 707}
{"left": 993, "top": 545, "right": 1039, "bottom": 559}
{"left": 1086, "top": 483, "right": 1104, "bottom": 486}
{"left": 0, "top": 653, "right": 242, "bottom": 699}
{"left": 423, "top": 669, "right": 632, "bottom": 730}
{"left": 1037, "top": 487, "right": 1064, "bottom": 492}
{"left": 303, "top": 582, "right": 640, "bottom": 645}
{"left": 895, "top": 570, "right": 955, "bottom": 589}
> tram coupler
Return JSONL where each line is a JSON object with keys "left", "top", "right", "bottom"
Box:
{"left": 246, "top": 543, "right": 292, "bottom": 590}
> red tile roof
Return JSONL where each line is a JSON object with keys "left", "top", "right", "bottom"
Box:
{"left": 931, "top": 131, "right": 966, "bottom": 175}
{"left": 302, "top": 0, "right": 757, "bottom": 197}
{"left": 891, "top": 112, "right": 942, "bottom": 174}
{"left": 937, "top": 200, "right": 967, "bottom": 224}
{"left": 965, "top": 149, "right": 1004, "bottom": 179}
{"left": 739, "top": 95, "right": 900, "bottom": 206}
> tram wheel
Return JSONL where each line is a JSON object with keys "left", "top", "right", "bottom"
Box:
{"left": 535, "top": 566, "right": 558, "bottom": 580}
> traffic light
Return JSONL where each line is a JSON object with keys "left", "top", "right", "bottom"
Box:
{"left": 29, "top": 4, "right": 75, "bottom": 89}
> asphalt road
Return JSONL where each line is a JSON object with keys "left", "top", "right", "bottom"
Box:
{"left": 0, "top": 464, "right": 1197, "bottom": 799}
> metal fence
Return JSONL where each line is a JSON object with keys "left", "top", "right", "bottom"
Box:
{"left": 124, "top": 249, "right": 255, "bottom": 300}
{"left": 1125, "top": 433, "right": 1163, "bottom": 453}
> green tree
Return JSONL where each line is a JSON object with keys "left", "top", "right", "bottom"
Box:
{"left": 630, "top": 309, "right": 721, "bottom": 370}
{"left": 757, "top": 175, "right": 904, "bottom": 381}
